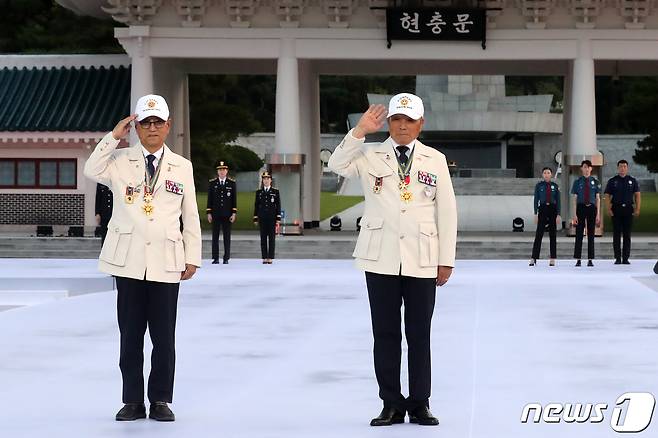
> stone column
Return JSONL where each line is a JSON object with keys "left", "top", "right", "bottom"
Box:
{"left": 275, "top": 38, "right": 301, "bottom": 154}
{"left": 564, "top": 39, "right": 602, "bottom": 232}
{"left": 309, "top": 72, "right": 321, "bottom": 227}
{"left": 298, "top": 60, "right": 321, "bottom": 228}
{"left": 271, "top": 38, "right": 305, "bottom": 233}
{"left": 126, "top": 26, "right": 154, "bottom": 145}
{"left": 567, "top": 40, "right": 597, "bottom": 157}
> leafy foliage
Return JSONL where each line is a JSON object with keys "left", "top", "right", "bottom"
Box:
{"left": 0, "top": 0, "right": 122, "bottom": 53}
{"left": 634, "top": 132, "right": 658, "bottom": 173}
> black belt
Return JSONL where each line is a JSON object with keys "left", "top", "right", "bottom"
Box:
{"left": 579, "top": 203, "right": 593, "bottom": 207}
{"left": 613, "top": 203, "right": 630, "bottom": 208}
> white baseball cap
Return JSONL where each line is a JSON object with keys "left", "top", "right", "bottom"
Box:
{"left": 388, "top": 93, "right": 424, "bottom": 120}
{"left": 134, "top": 94, "right": 170, "bottom": 121}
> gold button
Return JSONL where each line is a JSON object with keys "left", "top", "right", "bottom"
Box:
{"left": 114, "top": 227, "right": 119, "bottom": 232}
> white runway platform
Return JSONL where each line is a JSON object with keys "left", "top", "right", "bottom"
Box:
{"left": 1, "top": 259, "right": 657, "bottom": 438}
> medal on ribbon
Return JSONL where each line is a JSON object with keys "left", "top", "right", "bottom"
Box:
{"left": 142, "top": 152, "right": 164, "bottom": 216}
{"left": 397, "top": 150, "right": 414, "bottom": 203}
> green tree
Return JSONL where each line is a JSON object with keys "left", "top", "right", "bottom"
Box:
{"left": 0, "top": 0, "right": 122, "bottom": 53}
{"left": 634, "top": 133, "right": 658, "bottom": 173}
{"left": 319, "top": 75, "right": 416, "bottom": 132}
{"left": 189, "top": 75, "right": 270, "bottom": 187}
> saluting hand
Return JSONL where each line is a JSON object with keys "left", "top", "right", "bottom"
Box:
{"left": 112, "top": 115, "right": 137, "bottom": 140}
{"left": 436, "top": 266, "right": 453, "bottom": 287}
{"left": 352, "top": 104, "right": 387, "bottom": 139}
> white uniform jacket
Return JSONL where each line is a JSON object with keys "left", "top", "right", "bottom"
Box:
{"left": 328, "top": 130, "right": 457, "bottom": 278}
{"left": 84, "top": 132, "right": 202, "bottom": 283}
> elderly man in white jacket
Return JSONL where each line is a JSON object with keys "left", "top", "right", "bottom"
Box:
{"left": 328, "top": 93, "right": 457, "bottom": 427}
{"left": 84, "top": 94, "right": 201, "bottom": 422}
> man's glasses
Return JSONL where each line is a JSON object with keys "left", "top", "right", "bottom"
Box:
{"left": 138, "top": 119, "right": 166, "bottom": 129}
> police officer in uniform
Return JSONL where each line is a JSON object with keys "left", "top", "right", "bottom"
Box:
{"left": 95, "top": 183, "right": 113, "bottom": 245}
{"left": 571, "top": 160, "right": 601, "bottom": 267}
{"left": 604, "top": 159, "right": 641, "bottom": 264}
{"left": 206, "top": 161, "right": 237, "bottom": 264}
{"left": 530, "top": 167, "right": 561, "bottom": 266}
{"left": 84, "top": 94, "right": 202, "bottom": 422}
{"left": 253, "top": 171, "right": 281, "bottom": 264}
{"left": 328, "top": 94, "right": 457, "bottom": 427}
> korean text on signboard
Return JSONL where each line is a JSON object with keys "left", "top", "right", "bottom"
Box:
{"left": 386, "top": 8, "right": 487, "bottom": 49}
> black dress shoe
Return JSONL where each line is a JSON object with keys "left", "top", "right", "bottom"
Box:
{"left": 223, "top": 260, "right": 229, "bottom": 264}
{"left": 575, "top": 259, "right": 581, "bottom": 267}
{"left": 115, "top": 403, "right": 146, "bottom": 421}
{"left": 622, "top": 259, "right": 631, "bottom": 265}
{"left": 149, "top": 402, "right": 175, "bottom": 422}
{"left": 370, "top": 407, "right": 405, "bottom": 426}
{"left": 587, "top": 259, "right": 594, "bottom": 267}
{"left": 212, "top": 259, "right": 219, "bottom": 264}
{"left": 614, "top": 258, "right": 621, "bottom": 264}
{"left": 408, "top": 406, "right": 440, "bottom": 426}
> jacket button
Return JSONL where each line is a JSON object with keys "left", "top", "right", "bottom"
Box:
{"left": 146, "top": 242, "right": 151, "bottom": 246}
{"left": 400, "top": 235, "right": 405, "bottom": 239}
{"left": 114, "top": 227, "right": 119, "bottom": 232}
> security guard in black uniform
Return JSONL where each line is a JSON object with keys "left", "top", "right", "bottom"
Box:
{"left": 95, "top": 183, "right": 113, "bottom": 245}
{"left": 604, "top": 159, "right": 641, "bottom": 264}
{"left": 253, "top": 171, "right": 281, "bottom": 264}
{"left": 206, "top": 161, "right": 237, "bottom": 264}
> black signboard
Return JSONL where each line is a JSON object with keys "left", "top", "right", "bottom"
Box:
{"left": 386, "top": 8, "right": 487, "bottom": 49}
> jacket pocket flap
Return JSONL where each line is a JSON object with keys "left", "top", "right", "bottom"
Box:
{"left": 363, "top": 217, "right": 384, "bottom": 230}
{"left": 419, "top": 222, "right": 437, "bottom": 236}
{"left": 110, "top": 224, "right": 134, "bottom": 234}
{"left": 166, "top": 229, "right": 183, "bottom": 241}
{"left": 368, "top": 168, "right": 393, "bottom": 178}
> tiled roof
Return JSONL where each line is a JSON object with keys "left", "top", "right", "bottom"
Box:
{"left": 0, "top": 65, "right": 130, "bottom": 132}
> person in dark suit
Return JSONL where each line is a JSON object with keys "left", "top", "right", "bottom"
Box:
{"left": 95, "top": 183, "right": 113, "bottom": 245}
{"left": 206, "top": 161, "right": 237, "bottom": 264}
{"left": 253, "top": 171, "right": 281, "bottom": 264}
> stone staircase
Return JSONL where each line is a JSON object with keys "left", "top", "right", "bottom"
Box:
{"left": 1, "top": 233, "right": 657, "bottom": 260}
{"left": 0, "top": 275, "right": 115, "bottom": 311}
{"left": 452, "top": 177, "right": 537, "bottom": 195}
